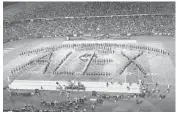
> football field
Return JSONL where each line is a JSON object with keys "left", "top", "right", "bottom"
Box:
{"left": 3, "top": 36, "right": 175, "bottom": 111}
{"left": 4, "top": 37, "right": 175, "bottom": 88}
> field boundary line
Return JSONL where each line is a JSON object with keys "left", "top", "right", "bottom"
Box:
{"left": 9, "top": 80, "right": 141, "bottom": 93}
{"left": 162, "top": 58, "right": 170, "bottom": 86}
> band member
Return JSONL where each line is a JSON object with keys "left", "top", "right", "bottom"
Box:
{"left": 127, "top": 86, "right": 130, "bottom": 90}
{"left": 167, "top": 88, "right": 170, "bottom": 93}
{"left": 129, "top": 82, "right": 132, "bottom": 86}
{"left": 155, "top": 82, "right": 159, "bottom": 88}
{"left": 83, "top": 109, "right": 87, "bottom": 112}
{"left": 91, "top": 104, "right": 95, "bottom": 111}
{"left": 66, "top": 91, "right": 70, "bottom": 97}
{"left": 118, "top": 81, "right": 122, "bottom": 85}
{"left": 167, "top": 85, "right": 171, "bottom": 93}
{"left": 144, "top": 75, "right": 147, "bottom": 79}
{"left": 152, "top": 88, "right": 155, "bottom": 94}
{"left": 168, "top": 85, "right": 171, "bottom": 89}
{"left": 159, "top": 94, "right": 162, "bottom": 100}
{"left": 106, "top": 82, "right": 109, "bottom": 87}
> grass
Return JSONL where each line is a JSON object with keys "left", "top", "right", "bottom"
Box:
{"left": 3, "top": 84, "right": 175, "bottom": 112}
{"left": 3, "top": 36, "right": 175, "bottom": 111}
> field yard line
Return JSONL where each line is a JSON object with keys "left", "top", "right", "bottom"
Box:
{"left": 160, "top": 43, "right": 173, "bottom": 86}
{"left": 7, "top": 76, "right": 10, "bottom": 83}
{"left": 146, "top": 55, "right": 155, "bottom": 84}
{"left": 151, "top": 74, "right": 155, "bottom": 83}
{"left": 125, "top": 75, "right": 127, "bottom": 83}
{"left": 137, "top": 68, "right": 139, "bottom": 80}
{"left": 161, "top": 43, "right": 175, "bottom": 85}
{"left": 145, "top": 82, "right": 175, "bottom": 86}
{"left": 3, "top": 48, "right": 14, "bottom": 55}
{"left": 161, "top": 58, "right": 170, "bottom": 86}
{"left": 123, "top": 69, "right": 126, "bottom": 83}
{"left": 163, "top": 72, "right": 169, "bottom": 85}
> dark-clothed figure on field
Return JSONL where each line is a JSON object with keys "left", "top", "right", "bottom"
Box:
{"left": 106, "top": 82, "right": 109, "bottom": 87}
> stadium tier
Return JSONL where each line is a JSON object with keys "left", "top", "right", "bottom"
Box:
{"left": 3, "top": 2, "right": 175, "bottom": 43}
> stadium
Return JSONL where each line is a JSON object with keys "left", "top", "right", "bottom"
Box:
{"left": 3, "top": 2, "right": 175, "bottom": 112}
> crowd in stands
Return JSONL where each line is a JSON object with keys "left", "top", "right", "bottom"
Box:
{"left": 4, "top": 2, "right": 175, "bottom": 21}
{"left": 4, "top": 2, "right": 175, "bottom": 43}
{"left": 4, "top": 15, "right": 175, "bottom": 42}
{"left": 3, "top": 2, "right": 175, "bottom": 111}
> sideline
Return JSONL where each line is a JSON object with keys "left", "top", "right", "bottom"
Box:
{"left": 9, "top": 80, "right": 141, "bottom": 93}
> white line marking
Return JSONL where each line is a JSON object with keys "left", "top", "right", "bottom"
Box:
{"left": 163, "top": 67, "right": 170, "bottom": 85}
{"left": 145, "top": 82, "right": 175, "bottom": 86}
{"left": 137, "top": 67, "right": 139, "bottom": 80}
{"left": 3, "top": 48, "right": 15, "bottom": 54}
{"left": 161, "top": 57, "right": 169, "bottom": 85}
{"left": 7, "top": 76, "right": 10, "bottom": 83}
{"left": 125, "top": 74, "right": 127, "bottom": 83}
{"left": 9, "top": 80, "right": 141, "bottom": 93}
{"left": 151, "top": 74, "right": 155, "bottom": 84}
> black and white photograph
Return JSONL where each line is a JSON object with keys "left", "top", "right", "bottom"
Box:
{"left": 3, "top": 1, "right": 176, "bottom": 112}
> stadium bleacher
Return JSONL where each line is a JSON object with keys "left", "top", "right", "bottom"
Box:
{"left": 3, "top": 2, "right": 175, "bottom": 43}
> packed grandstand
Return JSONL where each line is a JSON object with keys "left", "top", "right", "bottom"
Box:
{"left": 4, "top": 2, "right": 175, "bottom": 43}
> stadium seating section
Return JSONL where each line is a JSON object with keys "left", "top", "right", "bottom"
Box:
{"left": 3, "top": 2, "right": 175, "bottom": 43}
